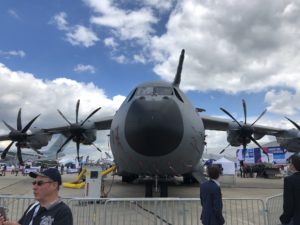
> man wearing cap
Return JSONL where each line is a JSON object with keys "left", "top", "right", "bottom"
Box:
{"left": 0, "top": 168, "right": 73, "bottom": 225}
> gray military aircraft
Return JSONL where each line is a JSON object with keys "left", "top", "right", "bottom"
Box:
{"left": 1, "top": 49, "right": 300, "bottom": 197}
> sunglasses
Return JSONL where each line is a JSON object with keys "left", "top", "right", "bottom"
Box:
{"left": 32, "top": 180, "right": 53, "bottom": 186}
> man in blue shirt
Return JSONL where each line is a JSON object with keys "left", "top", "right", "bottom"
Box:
{"left": 200, "top": 165, "right": 225, "bottom": 225}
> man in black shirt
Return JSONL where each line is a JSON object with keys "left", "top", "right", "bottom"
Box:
{"left": 0, "top": 168, "right": 73, "bottom": 225}
{"left": 280, "top": 154, "right": 300, "bottom": 225}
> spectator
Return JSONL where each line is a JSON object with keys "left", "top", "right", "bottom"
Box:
{"left": 200, "top": 165, "right": 225, "bottom": 225}
{"left": 0, "top": 168, "right": 73, "bottom": 225}
{"left": 280, "top": 154, "right": 300, "bottom": 225}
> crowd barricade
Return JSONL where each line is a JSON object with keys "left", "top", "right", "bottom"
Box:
{"left": 103, "top": 198, "right": 201, "bottom": 225}
{"left": 266, "top": 194, "right": 283, "bottom": 225}
{"left": 0, "top": 195, "right": 283, "bottom": 225}
{"left": 0, "top": 195, "right": 35, "bottom": 221}
{"left": 223, "top": 198, "right": 266, "bottom": 225}
{"left": 67, "top": 198, "right": 107, "bottom": 225}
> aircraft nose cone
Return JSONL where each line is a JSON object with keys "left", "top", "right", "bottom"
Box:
{"left": 125, "top": 98, "right": 183, "bottom": 156}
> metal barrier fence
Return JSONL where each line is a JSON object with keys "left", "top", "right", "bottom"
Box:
{"left": 0, "top": 195, "right": 36, "bottom": 221}
{"left": 0, "top": 195, "right": 282, "bottom": 225}
{"left": 103, "top": 198, "right": 201, "bottom": 225}
{"left": 266, "top": 194, "right": 283, "bottom": 225}
{"left": 223, "top": 198, "right": 266, "bottom": 225}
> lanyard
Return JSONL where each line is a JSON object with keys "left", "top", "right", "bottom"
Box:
{"left": 27, "top": 203, "right": 40, "bottom": 225}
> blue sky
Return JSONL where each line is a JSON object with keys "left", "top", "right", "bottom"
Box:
{"left": 1, "top": 0, "right": 300, "bottom": 160}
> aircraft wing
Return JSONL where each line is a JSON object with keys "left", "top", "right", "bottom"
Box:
{"left": 42, "top": 116, "right": 113, "bottom": 134}
{"left": 93, "top": 116, "right": 113, "bottom": 130}
{"left": 201, "top": 115, "right": 284, "bottom": 136}
{"left": 0, "top": 135, "right": 10, "bottom": 141}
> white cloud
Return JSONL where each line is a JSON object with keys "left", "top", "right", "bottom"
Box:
{"left": 85, "top": 0, "right": 158, "bottom": 42}
{"left": 8, "top": 9, "right": 20, "bottom": 19}
{"left": 104, "top": 37, "right": 118, "bottom": 48}
{"left": 0, "top": 63, "right": 125, "bottom": 155}
{"left": 133, "top": 54, "right": 146, "bottom": 64}
{"left": 112, "top": 55, "right": 127, "bottom": 64}
{"left": 52, "top": 12, "right": 99, "bottom": 47}
{"left": 52, "top": 12, "right": 69, "bottom": 30}
{"left": 66, "top": 25, "right": 99, "bottom": 47}
{"left": 147, "top": 0, "right": 300, "bottom": 95}
{"left": 265, "top": 89, "right": 297, "bottom": 116}
{"left": 74, "top": 64, "right": 96, "bottom": 74}
{"left": 142, "top": 0, "right": 175, "bottom": 11}
{"left": 0, "top": 50, "right": 26, "bottom": 58}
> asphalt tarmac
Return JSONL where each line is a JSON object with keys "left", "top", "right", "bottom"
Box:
{"left": 0, "top": 172, "right": 283, "bottom": 199}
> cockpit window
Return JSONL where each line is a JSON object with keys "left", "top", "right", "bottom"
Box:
{"left": 136, "top": 87, "right": 173, "bottom": 96}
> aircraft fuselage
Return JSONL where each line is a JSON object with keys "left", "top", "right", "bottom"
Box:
{"left": 110, "top": 81, "right": 205, "bottom": 177}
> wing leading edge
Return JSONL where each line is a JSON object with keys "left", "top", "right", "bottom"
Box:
{"left": 202, "top": 115, "right": 284, "bottom": 136}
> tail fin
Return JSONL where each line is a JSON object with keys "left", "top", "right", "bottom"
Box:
{"left": 173, "top": 49, "right": 185, "bottom": 87}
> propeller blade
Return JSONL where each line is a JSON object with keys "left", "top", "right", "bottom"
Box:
{"left": 250, "top": 109, "right": 267, "bottom": 127}
{"left": 56, "top": 135, "right": 73, "bottom": 156}
{"left": 219, "top": 143, "right": 230, "bottom": 154}
{"left": 2, "top": 120, "right": 16, "bottom": 132}
{"left": 32, "top": 149, "right": 43, "bottom": 155}
{"left": 92, "top": 143, "right": 102, "bottom": 152}
{"left": 17, "top": 108, "right": 22, "bottom": 131}
{"left": 57, "top": 110, "right": 72, "bottom": 125}
{"left": 286, "top": 117, "right": 300, "bottom": 131}
{"left": 21, "top": 114, "right": 40, "bottom": 133}
{"left": 250, "top": 136, "right": 269, "bottom": 162}
{"left": 17, "top": 146, "right": 24, "bottom": 166}
{"left": 242, "top": 99, "right": 247, "bottom": 124}
{"left": 80, "top": 107, "right": 101, "bottom": 126}
{"left": 1, "top": 141, "right": 14, "bottom": 159}
{"left": 76, "top": 99, "right": 80, "bottom": 124}
{"left": 220, "top": 107, "right": 242, "bottom": 127}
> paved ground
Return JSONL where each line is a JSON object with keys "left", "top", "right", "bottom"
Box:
{"left": 0, "top": 172, "right": 283, "bottom": 199}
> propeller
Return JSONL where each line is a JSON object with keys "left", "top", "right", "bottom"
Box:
{"left": 1, "top": 108, "right": 40, "bottom": 165}
{"left": 220, "top": 99, "right": 269, "bottom": 160}
{"left": 56, "top": 99, "right": 101, "bottom": 161}
{"left": 285, "top": 117, "right": 300, "bottom": 130}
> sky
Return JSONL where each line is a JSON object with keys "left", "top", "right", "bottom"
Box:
{"left": 1, "top": 0, "right": 300, "bottom": 160}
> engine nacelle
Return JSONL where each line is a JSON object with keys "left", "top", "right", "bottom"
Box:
{"left": 27, "top": 131, "right": 52, "bottom": 150}
{"left": 226, "top": 122, "right": 251, "bottom": 147}
{"left": 276, "top": 129, "right": 300, "bottom": 152}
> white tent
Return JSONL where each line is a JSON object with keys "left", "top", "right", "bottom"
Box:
{"left": 213, "top": 157, "right": 235, "bottom": 175}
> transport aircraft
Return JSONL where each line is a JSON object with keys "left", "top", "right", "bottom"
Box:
{"left": 0, "top": 49, "right": 300, "bottom": 196}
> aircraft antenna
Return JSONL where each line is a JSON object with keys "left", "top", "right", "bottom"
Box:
{"left": 173, "top": 49, "right": 185, "bottom": 87}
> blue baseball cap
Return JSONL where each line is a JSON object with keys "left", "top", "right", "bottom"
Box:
{"left": 29, "top": 168, "right": 62, "bottom": 185}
